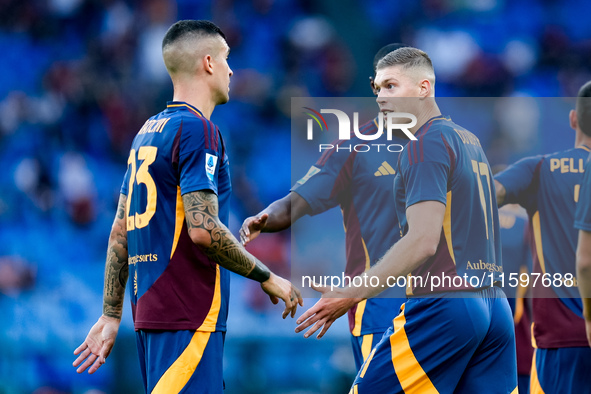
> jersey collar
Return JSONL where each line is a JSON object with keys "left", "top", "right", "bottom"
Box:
{"left": 166, "top": 101, "right": 204, "bottom": 118}
{"left": 426, "top": 114, "right": 450, "bottom": 124}
{"left": 414, "top": 115, "right": 450, "bottom": 137}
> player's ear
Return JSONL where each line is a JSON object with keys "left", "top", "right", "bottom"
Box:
{"left": 419, "top": 78, "right": 431, "bottom": 98}
{"left": 203, "top": 54, "right": 214, "bottom": 75}
{"left": 570, "top": 109, "right": 578, "bottom": 131}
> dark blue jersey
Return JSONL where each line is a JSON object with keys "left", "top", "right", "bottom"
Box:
{"left": 395, "top": 116, "right": 502, "bottom": 296}
{"left": 495, "top": 144, "right": 590, "bottom": 348}
{"left": 575, "top": 152, "right": 591, "bottom": 232}
{"left": 121, "top": 101, "right": 231, "bottom": 332}
{"left": 499, "top": 205, "right": 534, "bottom": 375}
{"left": 292, "top": 118, "right": 409, "bottom": 336}
{"left": 499, "top": 205, "right": 531, "bottom": 302}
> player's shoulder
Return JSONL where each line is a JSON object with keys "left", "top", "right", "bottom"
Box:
{"left": 177, "top": 110, "right": 216, "bottom": 130}
{"left": 413, "top": 116, "right": 452, "bottom": 143}
{"left": 408, "top": 116, "right": 458, "bottom": 151}
{"left": 534, "top": 149, "right": 572, "bottom": 171}
{"left": 545, "top": 146, "right": 588, "bottom": 160}
{"left": 175, "top": 113, "right": 220, "bottom": 151}
{"left": 399, "top": 119, "right": 452, "bottom": 168}
{"left": 506, "top": 154, "right": 546, "bottom": 174}
{"left": 432, "top": 117, "right": 481, "bottom": 146}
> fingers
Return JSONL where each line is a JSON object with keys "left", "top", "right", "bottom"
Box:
{"left": 239, "top": 225, "right": 250, "bottom": 246}
{"left": 288, "top": 297, "right": 298, "bottom": 319}
{"left": 282, "top": 297, "right": 294, "bottom": 319}
{"left": 268, "top": 294, "right": 279, "bottom": 305}
{"left": 99, "top": 340, "right": 114, "bottom": 364}
{"left": 240, "top": 214, "right": 269, "bottom": 245}
{"left": 316, "top": 320, "right": 334, "bottom": 339}
{"left": 257, "top": 213, "right": 269, "bottom": 227}
{"left": 239, "top": 217, "right": 254, "bottom": 245}
{"left": 296, "top": 303, "right": 320, "bottom": 326}
{"left": 88, "top": 356, "right": 105, "bottom": 374}
{"left": 74, "top": 345, "right": 110, "bottom": 374}
{"left": 289, "top": 287, "right": 302, "bottom": 318}
{"left": 73, "top": 347, "right": 90, "bottom": 367}
{"left": 294, "top": 286, "right": 304, "bottom": 307}
{"left": 303, "top": 318, "right": 325, "bottom": 338}
{"left": 295, "top": 314, "right": 318, "bottom": 335}
{"left": 76, "top": 352, "right": 99, "bottom": 374}
{"left": 73, "top": 341, "right": 88, "bottom": 356}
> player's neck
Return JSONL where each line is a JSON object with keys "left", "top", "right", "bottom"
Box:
{"left": 172, "top": 81, "right": 216, "bottom": 120}
{"left": 410, "top": 102, "right": 442, "bottom": 134}
{"left": 575, "top": 130, "right": 591, "bottom": 149}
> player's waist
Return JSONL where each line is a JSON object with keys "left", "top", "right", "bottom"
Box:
{"left": 408, "top": 284, "right": 505, "bottom": 299}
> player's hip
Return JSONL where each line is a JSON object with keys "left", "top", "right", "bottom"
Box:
{"left": 136, "top": 329, "right": 225, "bottom": 394}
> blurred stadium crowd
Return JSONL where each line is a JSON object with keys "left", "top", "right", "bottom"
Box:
{"left": 0, "top": 0, "right": 590, "bottom": 392}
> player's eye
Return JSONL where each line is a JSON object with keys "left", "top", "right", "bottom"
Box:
{"left": 387, "top": 84, "right": 394, "bottom": 89}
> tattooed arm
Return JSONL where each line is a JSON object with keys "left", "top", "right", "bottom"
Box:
{"left": 182, "top": 190, "right": 303, "bottom": 316}
{"left": 103, "top": 194, "right": 129, "bottom": 318}
{"left": 73, "top": 194, "right": 128, "bottom": 374}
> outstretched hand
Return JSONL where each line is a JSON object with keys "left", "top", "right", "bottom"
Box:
{"left": 295, "top": 283, "right": 360, "bottom": 339}
{"left": 240, "top": 213, "right": 269, "bottom": 246}
{"left": 261, "top": 272, "right": 304, "bottom": 319}
{"left": 73, "top": 315, "right": 120, "bottom": 374}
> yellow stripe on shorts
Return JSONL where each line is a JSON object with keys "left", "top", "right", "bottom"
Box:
{"left": 361, "top": 334, "right": 374, "bottom": 362}
{"left": 152, "top": 331, "right": 211, "bottom": 394}
{"left": 529, "top": 350, "right": 546, "bottom": 394}
{"left": 390, "top": 305, "right": 439, "bottom": 394}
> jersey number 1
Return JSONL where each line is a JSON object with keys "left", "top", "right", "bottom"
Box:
{"left": 126, "top": 147, "right": 158, "bottom": 231}
{"left": 471, "top": 160, "right": 494, "bottom": 240}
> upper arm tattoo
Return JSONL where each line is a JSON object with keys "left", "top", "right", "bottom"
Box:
{"left": 103, "top": 194, "right": 129, "bottom": 319}
{"left": 182, "top": 190, "right": 270, "bottom": 282}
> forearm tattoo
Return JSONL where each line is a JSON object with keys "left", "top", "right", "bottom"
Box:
{"left": 182, "top": 191, "right": 270, "bottom": 282}
{"left": 103, "top": 195, "right": 129, "bottom": 319}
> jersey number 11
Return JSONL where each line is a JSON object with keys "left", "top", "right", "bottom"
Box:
{"left": 472, "top": 160, "right": 494, "bottom": 240}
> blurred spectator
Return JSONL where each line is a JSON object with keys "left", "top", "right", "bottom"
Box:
{"left": 0, "top": 257, "right": 36, "bottom": 296}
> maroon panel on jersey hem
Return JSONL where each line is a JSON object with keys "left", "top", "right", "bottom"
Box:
{"left": 134, "top": 225, "right": 218, "bottom": 331}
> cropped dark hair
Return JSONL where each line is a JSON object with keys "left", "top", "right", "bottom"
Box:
{"left": 162, "top": 20, "right": 226, "bottom": 50}
{"left": 373, "top": 43, "right": 408, "bottom": 71}
{"left": 577, "top": 81, "right": 591, "bottom": 137}
{"left": 376, "top": 47, "right": 434, "bottom": 73}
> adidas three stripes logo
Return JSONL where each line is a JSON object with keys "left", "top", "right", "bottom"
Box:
{"left": 374, "top": 161, "right": 396, "bottom": 176}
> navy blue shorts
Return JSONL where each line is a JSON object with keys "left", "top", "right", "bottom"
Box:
{"left": 350, "top": 287, "right": 517, "bottom": 394}
{"left": 351, "top": 333, "right": 386, "bottom": 371}
{"left": 136, "top": 330, "right": 224, "bottom": 393}
{"left": 530, "top": 347, "right": 591, "bottom": 393}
